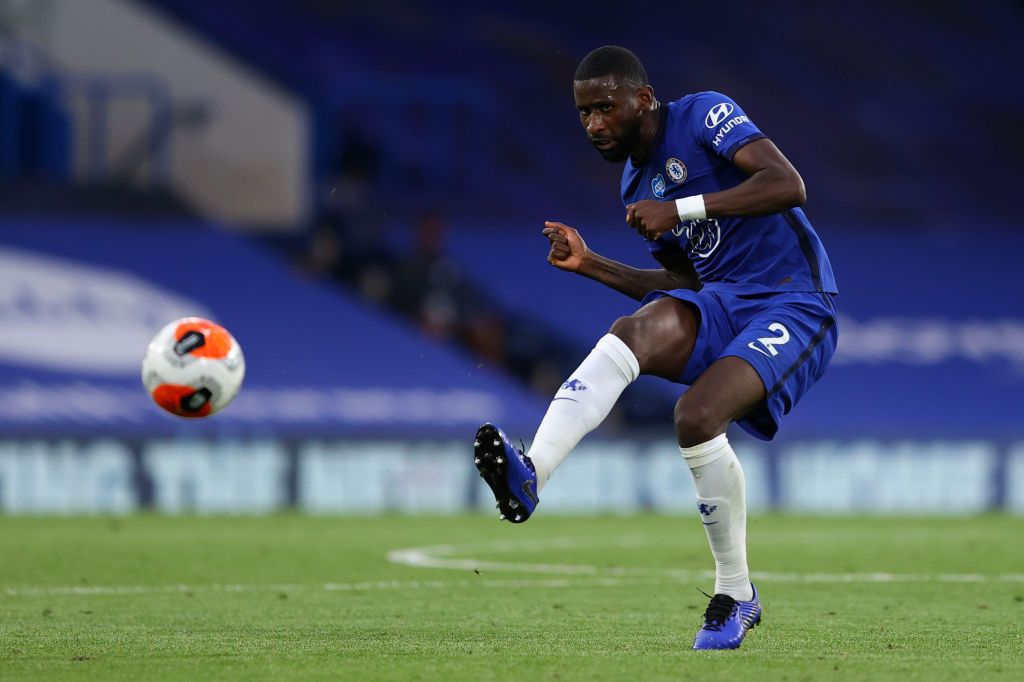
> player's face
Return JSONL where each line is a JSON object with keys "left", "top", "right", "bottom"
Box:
{"left": 574, "top": 78, "right": 648, "bottom": 163}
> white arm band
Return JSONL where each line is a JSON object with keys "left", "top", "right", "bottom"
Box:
{"left": 675, "top": 195, "right": 707, "bottom": 222}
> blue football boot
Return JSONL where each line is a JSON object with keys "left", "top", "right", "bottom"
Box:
{"left": 473, "top": 423, "right": 538, "bottom": 523}
{"left": 692, "top": 584, "right": 762, "bottom": 650}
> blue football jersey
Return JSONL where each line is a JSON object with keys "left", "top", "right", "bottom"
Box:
{"left": 621, "top": 92, "right": 838, "bottom": 295}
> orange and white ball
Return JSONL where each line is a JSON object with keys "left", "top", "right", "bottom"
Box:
{"left": 141, "top": 317, "right": 245, "bottom": 418}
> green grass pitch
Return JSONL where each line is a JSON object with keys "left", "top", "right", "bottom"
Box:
{"left": 1, "top": 514, "right": 1022, "bottom": 681}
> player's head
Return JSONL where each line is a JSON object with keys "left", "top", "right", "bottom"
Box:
{"left": 573, "top": 45, "right": 655, "bottom": 163}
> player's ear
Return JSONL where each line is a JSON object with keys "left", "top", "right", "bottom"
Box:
{"left": 636, "top": 85, "right": 655, "bottom": 111}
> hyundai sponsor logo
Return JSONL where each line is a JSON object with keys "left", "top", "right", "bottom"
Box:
{"left": 711, "top": 115, "right": 751, "bottom": 147}
{"left": 705, "top": 102, "right": 734, "bottom": 128}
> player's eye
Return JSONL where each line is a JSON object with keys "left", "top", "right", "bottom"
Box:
{"left": 599, "top": 103, "right": 613, "bottom": 113}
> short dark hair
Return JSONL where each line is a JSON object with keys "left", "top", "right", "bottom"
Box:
{"left": 574, "top": 45, "right": 648, "bottom": 88}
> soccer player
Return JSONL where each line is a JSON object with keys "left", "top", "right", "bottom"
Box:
{"left": 474, "top": 45, "right": 838, "bottom": 650}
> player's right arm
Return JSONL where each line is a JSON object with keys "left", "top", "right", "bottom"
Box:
{"left": 543, "top": 221, "right": 699, "bottom": 301}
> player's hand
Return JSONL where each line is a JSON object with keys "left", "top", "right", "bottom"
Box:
{"left": 543, "top": 221, "right": 588, "bottom": 272}
{"left": 625, "top": 200, "right": 680, "bottom": 241}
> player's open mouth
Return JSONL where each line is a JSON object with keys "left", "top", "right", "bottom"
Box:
{"left": 591, "top": 139, "right": 615, "bottom": 149}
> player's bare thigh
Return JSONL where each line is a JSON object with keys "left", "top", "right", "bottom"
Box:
{"left": 608, "top": 296, "right": 698, "bottom": 380}
{"left": 674, "top": 356, "right": 766, "bottom": 447}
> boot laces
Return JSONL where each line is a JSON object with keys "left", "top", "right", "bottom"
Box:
{"left": 700, "top": 592, "right": 737, "bottom": 631}
{"left": 518, "top": 439, "right": 537, "bottom": 475}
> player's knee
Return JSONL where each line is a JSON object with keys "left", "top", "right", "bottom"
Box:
{"left": 608, "top": 299, "right": 696, "bottom": 379}
{"left": 608, "top": 315, "right": 669, "bottom": 375}
{"left": 608, "top": 315, "right": 650, "bottom": 366}
{"left": 674, "top": 397, "right": 725, "bottom": 448}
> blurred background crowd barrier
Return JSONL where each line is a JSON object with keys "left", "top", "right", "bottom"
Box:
{"left": 0, "top": 0, "right": 1020, "bottom": 513}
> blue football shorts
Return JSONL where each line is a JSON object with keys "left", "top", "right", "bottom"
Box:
{"left": 640, "top": 288, "right": 838, "bottom": 440}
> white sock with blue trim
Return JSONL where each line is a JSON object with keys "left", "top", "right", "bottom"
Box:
{"left": 680, "top": 434, "right": 753, "bottom": 601}
{"left": 527, "top": 334, "right": 639, "bottom": 490}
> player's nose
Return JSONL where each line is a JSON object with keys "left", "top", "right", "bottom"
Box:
{"left": 586, "top": 115, "right": 605, "bottom": 136}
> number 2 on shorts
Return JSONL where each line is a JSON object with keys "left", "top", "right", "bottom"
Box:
{"left": 747, "top": 322, "right": 790, "bottom": 358}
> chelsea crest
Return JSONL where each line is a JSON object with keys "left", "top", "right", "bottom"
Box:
{"left": 665, "top": 157, "right": 687, "bottom": 184}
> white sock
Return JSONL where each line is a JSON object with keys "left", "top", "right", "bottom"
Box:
{"left": 680, "top": 434, "right": 753, "bottom": 601}
{"left": 527, "top": 334, "right": 639, "bottom": 490}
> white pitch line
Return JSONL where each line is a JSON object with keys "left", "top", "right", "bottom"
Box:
{"left": 386, "top": 537, "right": 1024, "bottom": 584}
{"left": 3, "top": 583, "right": 304, "bottom": 597}
{"left": 2, "top": 577, "right": 648, "bottom": 598}
{"left": 7, "top": 536, "right": 1024, "bottom": 598}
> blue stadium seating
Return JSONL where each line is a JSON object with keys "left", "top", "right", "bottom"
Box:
{"left": 140, "top": 0, "right": 1022, "bottom": 229}
{"left": 0, "top": 216, "right": 548, "bottom": 437}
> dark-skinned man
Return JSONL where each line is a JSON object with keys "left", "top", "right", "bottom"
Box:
{"left": 473, "top": 45, "right": 838, "bottom": 650}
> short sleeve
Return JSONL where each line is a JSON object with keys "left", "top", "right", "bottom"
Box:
{"left": 692, "top": 91, "right": 765, "bottom": 161}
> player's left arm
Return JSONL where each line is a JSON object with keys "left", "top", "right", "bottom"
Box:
{"left": 702, "top": 138, "right": 806, "bottom": 217}
{"left": 626, "top": 138, "right": 806, "bottom": 240}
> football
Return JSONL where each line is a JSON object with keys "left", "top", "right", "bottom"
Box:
{"left": 141, "top": 317, "right": 246, "bottom": 418}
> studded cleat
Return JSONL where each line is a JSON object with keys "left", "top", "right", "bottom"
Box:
{"left": 473, "top": 423, "right": 538, "bottom": 523}
{"left": 692, "top": 584, "right": 761, "bottom": 650}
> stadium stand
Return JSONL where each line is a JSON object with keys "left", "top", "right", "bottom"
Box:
{"left": 140, "top": 0, "right": 1022, "bottom": 229}
{"left": 0, "top": 216, "right": 547, "bottom": 437}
